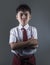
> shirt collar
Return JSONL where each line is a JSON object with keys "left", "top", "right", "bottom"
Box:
{"left": 18, "top": 24, "right": 29, "bottom": 30}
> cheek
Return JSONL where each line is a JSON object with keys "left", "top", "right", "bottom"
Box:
{"left": 19, "top": 15, "right": 22, "bottom": 20}
{"left": 27, "top": 16, "right": 30, "bottom": 21}
{"left": 17, "top": 17, "right": 21, "bottom": 23}
{"left": 17, "top": 14, "right": 21, "bottom": 19}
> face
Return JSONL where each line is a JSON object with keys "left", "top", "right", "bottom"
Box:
{"left": 16, "top": 11, "right": 31, "bottom": 26}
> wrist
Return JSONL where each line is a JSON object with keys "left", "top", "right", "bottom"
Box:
{"left": 24, "top": 40, "right": 30, "bottom": 45}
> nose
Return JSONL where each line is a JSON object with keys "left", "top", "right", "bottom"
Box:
{"left": 22, "top": 14, "right": 26, "bottom": 19}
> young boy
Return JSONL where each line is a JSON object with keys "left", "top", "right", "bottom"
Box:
{"left": 9, "top": 4, "right": 38, "bottom": 65}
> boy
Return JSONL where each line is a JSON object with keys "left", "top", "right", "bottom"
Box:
{"left": 9, "top": 4, "right": 38, "bottom": 65}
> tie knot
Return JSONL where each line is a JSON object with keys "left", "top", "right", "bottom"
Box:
{"left": 21, "top": 28, "right": 26, "bottom": 31}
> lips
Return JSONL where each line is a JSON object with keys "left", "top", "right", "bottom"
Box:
{"left": 22, "top": 18, "right": 26, "bottom": 22}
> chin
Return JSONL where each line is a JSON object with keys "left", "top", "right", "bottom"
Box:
{"left": 21, "top": 24, "right": 26, "bottom": 26}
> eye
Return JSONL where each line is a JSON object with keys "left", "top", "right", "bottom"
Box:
{"left": 25, "top": 13, "right": 27, "bottom": 16}
{"left": 20, "top": 13, "right": 23, "bottom": 16}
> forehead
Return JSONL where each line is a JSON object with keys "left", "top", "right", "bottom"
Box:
{"left": 18, "top": 11, "right": 30, "bottom": 14}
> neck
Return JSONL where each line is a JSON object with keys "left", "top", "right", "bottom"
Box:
{"left": 21, "top": 24, "right": 27, "bottom": 27}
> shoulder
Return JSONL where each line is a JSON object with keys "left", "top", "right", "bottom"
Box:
{"left": 10, "top": 26, "right": 18, "bottom": 33}
{"left": 29, "top": 25, "right": 37, "bottom": 31}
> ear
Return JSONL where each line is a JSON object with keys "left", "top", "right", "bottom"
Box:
{"left": 16, "top": 15, "right": 18, "bottom": 20}
{"left": 29, "top": 15, "right": 31, "bottom": 20}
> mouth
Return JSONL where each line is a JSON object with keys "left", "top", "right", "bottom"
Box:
{"left": 22, "top": 18, "right": 26, "bottom": 22}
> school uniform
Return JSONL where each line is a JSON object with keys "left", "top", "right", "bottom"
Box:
{"left": 9, "top": 24, "right": 38, "bottom": 65}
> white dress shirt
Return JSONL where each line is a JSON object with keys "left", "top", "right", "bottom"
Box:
{"left": 9, "top": 24, "right": 38, "bottom": 56}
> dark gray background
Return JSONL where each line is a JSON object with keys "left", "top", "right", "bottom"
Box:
{"left": 0, "top": 0, "right": 50, "bottom": 65}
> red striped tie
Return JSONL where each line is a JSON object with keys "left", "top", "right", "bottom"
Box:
{"left": 21, "top": 28, "right": 28, "bottom": 41}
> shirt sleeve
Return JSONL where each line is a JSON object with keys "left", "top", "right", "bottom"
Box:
{"left": 32, "top": 27, "right": 39, "bottom": 48}
{"left": 9, "top": 28, "right": 16, "bottom": 43}
{"left": 32, "top": 27, "right": 38, "bottom": 39}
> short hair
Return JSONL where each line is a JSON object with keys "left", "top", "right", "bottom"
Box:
{"left": 16, "top": 4, "right": 31, "bottom": 14}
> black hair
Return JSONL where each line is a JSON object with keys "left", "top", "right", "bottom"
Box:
{"left": 16, "top": 4, "right": 31, "bottom": 14}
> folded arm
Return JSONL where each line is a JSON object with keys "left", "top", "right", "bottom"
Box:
{"left": 26, "top": 37, "right": 38, "bottom": 49}
{"left": 9, "top": 37, "right": 38, "bottom": 50}
{"left": 9, "top": 40, "right": 31, "bottom": 50}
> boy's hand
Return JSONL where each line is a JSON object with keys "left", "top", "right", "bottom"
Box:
{"left": 28, "top": 37, "right": 38, "bottom": 46}
{"left": 23, "top": 37, "right": 38, "bottom": 49}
